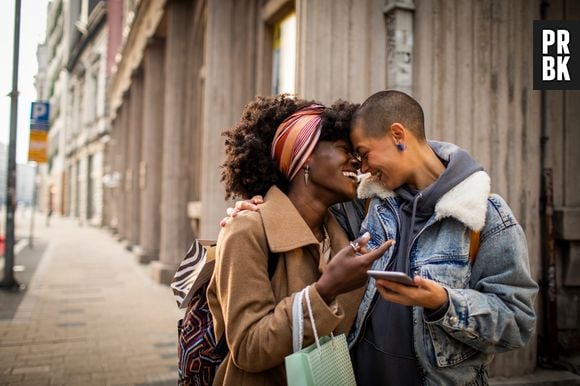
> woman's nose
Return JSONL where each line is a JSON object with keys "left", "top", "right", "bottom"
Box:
{"left": 359, "top": 159, "right": 368, "bottom": 173}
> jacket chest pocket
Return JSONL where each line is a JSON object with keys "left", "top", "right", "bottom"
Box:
{"left": 416, "top": 254, "right": 471, "bottom": 289}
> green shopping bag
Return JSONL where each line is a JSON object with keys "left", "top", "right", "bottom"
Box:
{"left": 285, "top": 287, "right": 356, "bottom": 386}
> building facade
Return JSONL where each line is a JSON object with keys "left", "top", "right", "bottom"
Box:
{"left": 65, "top": 1, "right": 108, "bottom": 226}
{"left": 36, "top": 0, "right": 110, "bottom": 226}
{"left": 35, "top": 0, "right": 69, "bottom": 217}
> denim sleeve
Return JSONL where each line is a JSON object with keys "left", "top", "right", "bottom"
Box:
{"left": 427, "top": 204, "right": 538, "bottom": 354}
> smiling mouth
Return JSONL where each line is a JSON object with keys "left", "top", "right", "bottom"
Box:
{"left": 342, "top": 171, "right": 358, "bottom": 183}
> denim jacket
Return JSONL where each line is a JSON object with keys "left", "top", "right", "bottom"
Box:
{"left": 349, "top": 147, "right": 538, "bottom": 385}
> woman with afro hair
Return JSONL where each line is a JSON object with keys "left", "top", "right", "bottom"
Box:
{"left": 206, "top": 94, "right": 393, "bottom": 385}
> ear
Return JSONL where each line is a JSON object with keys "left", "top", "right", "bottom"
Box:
{"left": 390, "top": 122, "right": 407, "bottom": 144}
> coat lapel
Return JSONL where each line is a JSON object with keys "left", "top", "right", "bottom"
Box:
{"left": 259, "top": 186, "right": 349, "bottom": 271}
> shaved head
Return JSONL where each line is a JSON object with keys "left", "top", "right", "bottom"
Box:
{"left": 353, "top": 90, "right": 425, "bottom": 141}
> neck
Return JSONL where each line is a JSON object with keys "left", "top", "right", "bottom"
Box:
{"left": 407, "top": 141, "right": 446, "bottom": 190}
{"left": 287, "top": 188, "right": 328, "bottom": 241}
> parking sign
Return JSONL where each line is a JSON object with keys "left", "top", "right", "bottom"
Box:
{"left": 28, "top": 101, "right": 50, "bottom": 163}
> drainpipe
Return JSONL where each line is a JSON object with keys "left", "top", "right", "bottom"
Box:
{"left": 539, "top": 0, "right": 559, "bottom": 362}
{"left": 383, "top": 0, "right": 415, "bottom": 95}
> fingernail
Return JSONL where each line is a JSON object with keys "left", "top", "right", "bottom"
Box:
{"left": 363, "top": 232, "right": 370, "bottom": 238}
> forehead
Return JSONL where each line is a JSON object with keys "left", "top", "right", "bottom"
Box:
{"left": 350, "top": 121, "right": 372, "bottom": 149}
{"left": 316, "top": 138, "right": 351, "bottom": 151}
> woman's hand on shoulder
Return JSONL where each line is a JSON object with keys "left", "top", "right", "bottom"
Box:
{"left": 219, "top": 195, "right": 264, "bottom": 227}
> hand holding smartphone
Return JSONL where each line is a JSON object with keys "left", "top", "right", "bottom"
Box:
{"left": 367, "top": 270, "right": 418, "bottom": 287}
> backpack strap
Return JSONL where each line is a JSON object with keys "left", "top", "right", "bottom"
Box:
{"left": 468, "top": 230, "right": 481, "bottom": 264}
{"left": 468, "top": 193, "right": 491, "bottom": 264}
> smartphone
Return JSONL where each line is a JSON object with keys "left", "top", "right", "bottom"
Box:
{"left": 367, "top": 270, "right": 418, "bottom": 287}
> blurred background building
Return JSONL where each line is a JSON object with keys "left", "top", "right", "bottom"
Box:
{"left": 34, "top": 0, "right": 580, "bottom": 379}
{"left": 0, "top": 143, "right": 36, "bottom": 207}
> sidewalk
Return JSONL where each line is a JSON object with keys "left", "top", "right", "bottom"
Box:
{"left": 0, "top": 213, "right": 183, "bottom": 385}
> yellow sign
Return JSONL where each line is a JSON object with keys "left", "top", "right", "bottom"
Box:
{"left": 28, "top": 130, "right": 48, "bottom": 163}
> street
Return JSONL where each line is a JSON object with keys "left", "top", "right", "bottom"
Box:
{"left": 0, "top": 211, "right": 182, "bottom": 385}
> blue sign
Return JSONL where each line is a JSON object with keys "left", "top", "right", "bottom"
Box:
{"left": 30, "top": 101, "right": 50, "bottom": 126}
{"left": 29, "top": 102, "right": 50, "bottom": 162}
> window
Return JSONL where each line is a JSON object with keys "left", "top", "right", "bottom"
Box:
{"left": 271, "top": 12, "right": 296, "bottom": 95}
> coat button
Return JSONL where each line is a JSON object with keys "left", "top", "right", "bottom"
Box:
{"left": 449, "top": 316, "right": 458, "bottom": 325}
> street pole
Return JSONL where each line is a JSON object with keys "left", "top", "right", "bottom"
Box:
{"left": 29, "top": 165, "right": 38, "bottom": 248}
{"left": 1, "top": 0, "right": 22, "bottom": 290}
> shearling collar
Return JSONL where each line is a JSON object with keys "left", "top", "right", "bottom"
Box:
{"left": 259, "top": 186, "right": 348, "bottom": 254}
{"left": 357, "top": 170, "right": 490, "bottom": 232}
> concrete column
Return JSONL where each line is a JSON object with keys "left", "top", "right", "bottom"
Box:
{"left": 151, "top": 0, "right": 193, "bottom": 284}
{"left": 78, "top": 155, "right": 87, "bottom": 223}
{"left": 199, "top": 0, "right": 258, "bottom": 239}
{"left": 68, "top": 162, "right": 77, "bottom": 217}
{"left": 118, "top": 92, "right": 130, "bottom": 242}
{"left": 92, "top": 149, "right": 104, "bottom": 226}
{"left": 102, "top": 122, "right": 115, "bottom": 230}
{"left": 123, "top": 88, "right": 133, "bottom": 245}
{"left": 134, "top": 38, "right": 165, "bottom": 264}
{"left": 110, "top": 110, "right": 123, "bottom": 233}
{"left": 184, "top": 0, "right": 206, "bottom": 237}
{"left": 127, "top": 70, "right": 144, "bottom": 248}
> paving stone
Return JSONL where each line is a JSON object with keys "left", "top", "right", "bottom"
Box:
{"left": 11, "top": 365, "right": 51, "bottom": 375}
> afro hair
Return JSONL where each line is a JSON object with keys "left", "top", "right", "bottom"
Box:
{"left": 221, "top": 94, "right": 359, "bottom": 199}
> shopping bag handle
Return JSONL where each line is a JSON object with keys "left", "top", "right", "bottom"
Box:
{"left": 292, "top": 289, "right": 304, "bottom": 352}
{"left": 291, "top": 286, "right": 322, "bottom": 352}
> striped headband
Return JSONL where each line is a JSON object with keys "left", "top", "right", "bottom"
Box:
{"left": 271, "top": 104, "right": 325, "bottom": 181}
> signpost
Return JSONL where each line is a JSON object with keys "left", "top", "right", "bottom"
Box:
{"left": 27, "top": 102, "right": 49, "bottom": 249}
{"left": 1, "top": 0, "right": 21, "bottom": 290}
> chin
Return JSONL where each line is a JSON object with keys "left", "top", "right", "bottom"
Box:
{"left": 344, "top": 188, "right": 357, "bottom": 201}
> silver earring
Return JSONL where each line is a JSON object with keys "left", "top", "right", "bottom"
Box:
{"left": 304, "top": 164, "right": 310, "bottom": 185}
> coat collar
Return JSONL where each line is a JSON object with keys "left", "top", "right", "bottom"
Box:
{"left": 358, "top": 171, "right": 490, "bottom": 232}
{"left": 260, "top": 186, "right": 348, "bottom": 254}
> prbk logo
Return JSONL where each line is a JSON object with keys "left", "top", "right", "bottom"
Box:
{"left": 534, "top": 21, "right": 580, "bottom": 90}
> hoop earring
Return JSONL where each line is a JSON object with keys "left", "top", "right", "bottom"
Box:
{"left": 304, "top": 164, "right": 310, "bottom": 185}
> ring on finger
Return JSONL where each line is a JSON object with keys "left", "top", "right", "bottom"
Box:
{"left": 349, "top": 241, "right": 360, "bottom": 253}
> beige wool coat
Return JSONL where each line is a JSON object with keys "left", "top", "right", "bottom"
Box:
{"left": 207, "top": 186, "right": 363, "bottom": 386}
